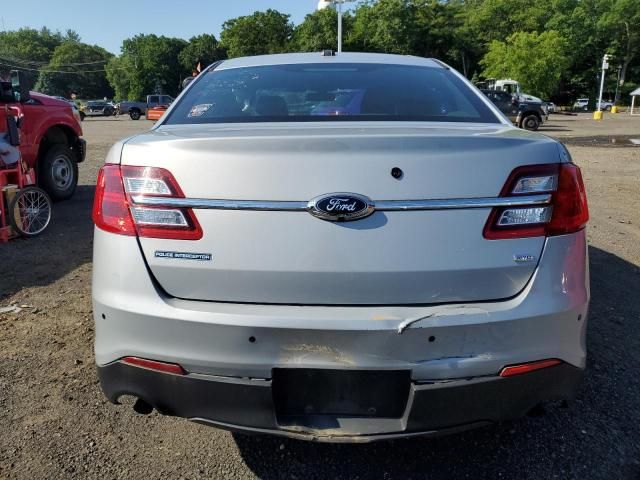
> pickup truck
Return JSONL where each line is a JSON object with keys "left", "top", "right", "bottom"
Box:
{"left": 116, "top": 95, "right": 174, "bottom": 120}
{"left": 481, "top": 89, "right": 546, "bottom": 131}
{"left": 1, "top": 72, "right": 85, "bottom": 200}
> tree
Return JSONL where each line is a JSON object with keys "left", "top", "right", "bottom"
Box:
{"left": 35, "top": 42, "right": 113, "bottom": 99}
{"left": 349, "top": 0, "right": 420, "bottom": 54}
{"left": 0, "top": 27, "right": 67, "bottom": 79}
{"left": 463, "top": 0, "right": 556, "bottom": 46}
{"left": 178, "top": 34, "right": 226, "bottom": 73}
{"left": 600, "top": 0, "right": 640, "bottom": 103}
{"left": 106, "top": 34, "right": 188, "bottom": 99}
{"left": 293, "top": 7, "right": 353, "bottom": 52}
{"left": 481, "top": 30, "right": 570, "bottom": 98}
{"left": 220, "top": 9, "right": 293, "bottom": 58}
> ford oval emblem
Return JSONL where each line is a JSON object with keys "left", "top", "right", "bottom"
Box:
{"left": 307, "top": 193, "right": 375, "bottom": 222}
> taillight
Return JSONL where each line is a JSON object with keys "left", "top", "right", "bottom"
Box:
{"left": 92, "top": 165, "right": 136, "bottom": 235}
{"left": 92, "top": 164, "right": 202, "bottom": 240}
{"left": 484, "top": 163, "right": 588, "bottom": 239}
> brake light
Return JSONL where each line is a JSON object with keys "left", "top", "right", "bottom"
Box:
{"left": 92, "top": 164, "right": 136, "bottom": 235}
{"left": 484, "top": 163, "right": 588, "bottom": 239}
{"left": 92, "top": 164, "right": 202, "bottom": 240}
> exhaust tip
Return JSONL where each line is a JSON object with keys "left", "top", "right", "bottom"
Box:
{"left": 133, "top": 398, "right": 153, "bottom": 415}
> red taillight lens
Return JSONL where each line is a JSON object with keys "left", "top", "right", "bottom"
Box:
{"left": 484, "top": 163, "right": 588, "bottom": 239}
{"left": 92, "top": 164, "right": 136, "bottom": 235}
{"left": 121, "top": 356, "right": 186, "bottom": 375}
{"left": 92, "top": 164, "right": 203, "bottom": 240}
{"left": 546, "top": 164, "right": 589, "bottom": 235}
{"left": 499, "top": 359, "right": 562, "bottom": 377}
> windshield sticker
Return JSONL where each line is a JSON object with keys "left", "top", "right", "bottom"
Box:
{"left": 188, "top": 103, "right": 213, "bottom": 117}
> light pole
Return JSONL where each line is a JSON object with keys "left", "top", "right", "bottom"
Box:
{"left": 317, "top": 0, "right": 355, "bottom": 53}
{"left": 594, "top": 53, "right": 611, "bottom": 120}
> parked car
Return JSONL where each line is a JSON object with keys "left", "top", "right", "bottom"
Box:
{"left": 117, "top": 95, "right": 174, "bottom": 120}
{"left": 82, "top": 100, "right": 115, "bottom": 117}
{"left": 543, "top": 101, "right": 556, "bottom": 114}
{"left": 1, "top": 73, "right": 85, "bottom": 200}
{"left": 481, "top": 89, "right": 546, "bottom": 130}
{"left": 573, "top": 98, "right": 614, "bottom": 111}
{"left": 93, "top": 52, "right": 590, "bottom": 442}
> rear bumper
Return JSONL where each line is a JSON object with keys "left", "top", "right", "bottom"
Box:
{"left": 93, "top": 227, "right": 589, "bottom": 440}
{"left": 98, "top": 360, "right": 583, "bottom": 442}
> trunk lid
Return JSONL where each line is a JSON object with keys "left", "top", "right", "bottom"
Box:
{"left": 123, "top": 123, "right": 559, "bottom": 305}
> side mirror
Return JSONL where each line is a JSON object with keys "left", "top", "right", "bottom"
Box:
{"left": 10, "top": 70, "right": 32, "bottom": 103}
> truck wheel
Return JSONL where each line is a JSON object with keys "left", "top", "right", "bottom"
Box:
{"left": 129, "top": 109, "right": 141, "bottom": 120}
{"left": 521, "top": 114, "right": 540, "bottom": 131}
{"left": 39, "top": 144, "right": 78, "bottom": 201}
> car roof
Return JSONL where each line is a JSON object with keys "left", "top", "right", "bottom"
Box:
{"left": 215, "top": 52, "right": 444, "bottom": 71}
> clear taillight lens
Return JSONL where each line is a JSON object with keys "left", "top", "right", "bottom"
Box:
{"left": 484, "top": 163, "right": 588, "bottom": 239}
{"left": 93, "top": 164, "right": 202, "bottom": 240}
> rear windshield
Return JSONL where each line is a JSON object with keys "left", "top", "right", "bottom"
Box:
{"left": 164, "top": 63, "right": 500, "bottom": 125}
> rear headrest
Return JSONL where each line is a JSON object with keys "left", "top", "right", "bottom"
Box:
{"left": 256, "top": 95, "right": 288, "bottom": 116}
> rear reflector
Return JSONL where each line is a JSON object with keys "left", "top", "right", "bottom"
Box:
{"left": 93, "top": 164, "right": 203, "bottom": 240}
{"left": 484, "top": 163, "right": 588, "bottom": 239}
{"left": 499, "top": 359, "right": 562, "bottom": 377}
{"left": 121, "top": 356, "right": 186, "bottom": 375}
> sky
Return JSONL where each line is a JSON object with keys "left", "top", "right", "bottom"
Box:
{"left": 0, "top": 0, "right": 332, "bottom": 54}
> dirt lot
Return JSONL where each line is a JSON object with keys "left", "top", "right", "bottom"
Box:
{"left": 1, "top": 114, "right": 640, "bottom": 479}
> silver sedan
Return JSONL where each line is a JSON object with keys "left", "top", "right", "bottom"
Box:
{"left": 92, "top": 52, "right": 590, "bottom": 442}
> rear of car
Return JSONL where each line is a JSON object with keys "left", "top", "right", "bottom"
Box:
{"left": 92, "top": 53, "right": 589, "bottom": 442}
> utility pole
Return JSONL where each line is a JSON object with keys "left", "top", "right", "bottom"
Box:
{"left": 317, "top": 0, "right": 355, "bottom": 53}
{"left": 597, "top": 54, "right": 611, "bottom": 112}
{"left": 595, "top": 54, "right": 611, "bottom": 120}
{"left": 614, "top": 65, "right": 622, "bottom": 105}
{"left": 337, "top": 1, "right": 343, "bottom": 53}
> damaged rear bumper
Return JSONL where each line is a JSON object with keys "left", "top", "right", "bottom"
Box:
{"left": 98, "top": 360, "right": 583, "bottom": 442}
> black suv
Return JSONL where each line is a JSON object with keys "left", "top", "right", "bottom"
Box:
{"left": 481, "top": 90, "right": 546, "bottom": 131}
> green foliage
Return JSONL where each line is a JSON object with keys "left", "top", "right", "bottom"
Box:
{"left": 293, "top": 8, "right": 351, "bottom": 52}
{"left": 35, "top": 42, "right": 113, "bottom": 99}
{"left": 349, "top": 0, "right": 419, "bottom": 54}
{"left": 481, "top": 31, "right": 570, "bottom": 98}
{"left": 178, "top": 34, "right": 226, "bottom": 72}
{"left": 0, "top": 27, "right": 75, "bottom": 81}
{"left": 4, "top": 1, "right": 640, "bottom": 105}
{"left": 105, "top": 34, "right": 188, "bottom": 100}
{"left": 220, "top": 9, "right": 293, "bottom": 58}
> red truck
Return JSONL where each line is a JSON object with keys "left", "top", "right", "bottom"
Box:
{"left": 1, "top": 72, "right": 85, "bottom": 200}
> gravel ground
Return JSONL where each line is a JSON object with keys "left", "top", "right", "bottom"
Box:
{"left": 1, "top": 115, "right": 639, "bottom": 479}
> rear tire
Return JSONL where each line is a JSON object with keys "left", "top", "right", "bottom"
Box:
{"left": 39, "top": 144, "right": 78, "bottom": 201}
{"left": 521, "top": 114, "right": 540, "bottom": 131}
{"left": 9, "top": 187, "right": 52, "bottom": 237}
{"left": 129, "top": 109, "right": 141, "bottom": 120}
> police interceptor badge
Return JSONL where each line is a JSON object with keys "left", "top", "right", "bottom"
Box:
{"left": 155, "top": 251, "right": 212, "bottom": 261}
